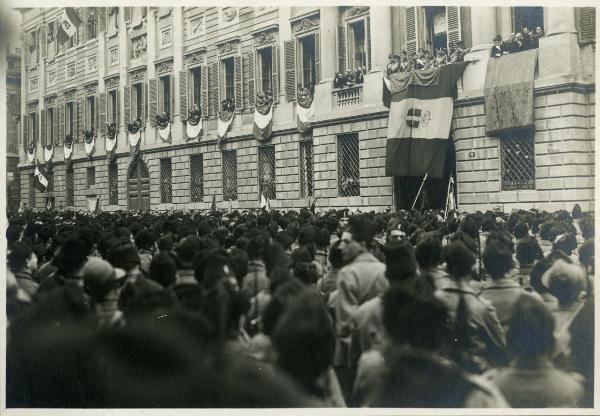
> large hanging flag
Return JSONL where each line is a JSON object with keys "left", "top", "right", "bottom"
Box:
{"left": 84, "top": 132, "right": 95, "bottom": 158}
{"left": 186, "top": 118, "right": 203, "bottom": 141}
{"left": 253, "top": 103, "right": 273, "bottom": 142}
{"left": 384, "top": 62, "right": 468, "bottom": 178}
{"left": 105, "top": 125, "right": 117, "bottom": 162}
{"left": 296, "top": 94, "right": 315, "bottom": 133}
{"left": 33, "top": 163, "right": 49, "bottom": 192}
{"left": 63, "top": 135, "right": 74, "bottom": 170}
{"left": 217, "top": 111, "right": 234, "bottom": 146}
{"left": 44, "top": 144, "right": 54, "bottom": 171}
{"left": 56, "top": 8, "right": 82, "bottom": 44}
{"left": 128, "top": 128, "right": 141, "bottom": 157}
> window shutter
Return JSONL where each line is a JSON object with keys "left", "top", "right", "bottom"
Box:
{"left": 115, "top": 89, "right": 120, "bottom": 126}
{"left": 54, "top": 104, "right": 60, "bottom": 145}
{"left": 98, "top": 7, "right": 107, "bottom": 34}
{"left": 41, "top": 110, "right": 46, "bottom": 147}
{"left": 170, "top": 75, "right": 175, "bottom": 118}
{"left": 284, "top": 40, "right": 296, "bottom": 101}
{"left": 41, "top": 26, "right": 47, "bottom": 58}
{"left": 446, "top": 6, "right": 461, "bottom": 50}
{"left": 234, "top": 55, "right": 243, "bottom": 111}
{"left": 125, "top": 7, "right": 132, "bottom": 22}
{"left": 272, "top": 44, "right": 279, "bottom": 103}
{"left": 337, "top": 25, "right": 347, "bottom": 73}
{"left": 201, "top": 64, "right": 209, "bottom": 118}
{"left": 314, "top": 32, "right": 321, "bottom": 84}
{"left": 247, "top": 51, "right": 255, "bottom": 108}
{"left": 77, "top": 97, "right": 83, "bottom": 140}
{"left": 405, "top": 6, "right": 418, "bottom": 55}
{"left": 124, "top": 84, "right": 131, "bottom": 123}
{"left": 179, "top": 70, "right": 188, "bottom": 121}
{"left": 209, "top": 62, "right": 218, "bottom": 116}
{"left": 78, "top": 9, "right": 86, "bottom": 43}
{"left": 149, "top": 78, "right": 158, "bottom": 122}
{"left": 58, "top": 103, "right": 64, "bottom": 144}
{"left": 577, "top": 7, "right": 596, "bottom": 44}
{"left": 23, "top": 115, "right": 28, "bottom": 151}
{"left": 142, "top": 82, "right": 148, "bottom": 121}
{"left": 366, "top": 16, "right": 372, "bottom": 71}
{"left": 98, "top": 92, "right": 107, "bottom": 136}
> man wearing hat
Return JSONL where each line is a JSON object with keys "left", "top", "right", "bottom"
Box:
{"left": 491, "top": 35, "right": 506, "bottom": 57}
{"left": 83, "top": 257, "right": 127, "bottom": 326}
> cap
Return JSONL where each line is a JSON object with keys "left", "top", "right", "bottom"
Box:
{"left": 83, "top": 257, "right": 127, "bottom": 294}
{"left": 541, "top": 259, "right": 585, "bottom": 290}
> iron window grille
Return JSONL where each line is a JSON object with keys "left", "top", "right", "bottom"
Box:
{"left": 299, "top": 139, "right": 314, "bottom": 198}
{"left": 29, "top": 174, "right": 35, "bottom": 208}
{"left": 190, "top": 154, "right": 204, "bottom": 202}
{"left": 87, "top": 167, "right": 96, "bottom": 188}
{"left": 337, "top": 133, "right": 360, "bottom": 197}
{"left": 500, "top": 131, "right": 536, "bottom": 191}
{"left": 108, "top": 161, "right": 119, "bottom": 205}
{"left": 258, "top": 145, "right": 276, "bottom": 200}
{"left": 222, "top": 150, "right": 238, "bottom": 201}
{"left": 66, "top": 168, "right": 74, "bottom": 206}
{"left": 47, "top": 172, "right": 54, "bottom": 193}
{"left": 160, "top": 158, "right": 172, "bottom": 203}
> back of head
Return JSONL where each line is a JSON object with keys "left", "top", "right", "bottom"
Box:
{"left": 512, "top": 221, "right": 529, "bottom": 239}
{"left": 83, "top": 257, "right": 125, "bottom": 299}
{"left": 516, "top": 236, "right": 543, "bottom": 266}
{"left": 348, "top": 215, "right": 376, "bottom": 249}
{"left": 483, "top": 239, "right": 514, "bottom": 279}
{"left": 314, "top": 227, "right": 330, "bottom": 250}
{"left": 275, "top": 231, "right": 293, "bottom": 251}
{"left": 542, "top": 259, "right": 584, "bottom": 308}
{"left": 149, "top": 252, "right": 178, "bottom": 288}
{"left": 175, "top": 236, "right": 201, "bottom": 266}
{"left": 135, "top": 229, "right": 155, "bottom": 251}
{"left": 8, "top": 241, "right": 33, "bottom": 271}
{"left": 507, "top": 295, "right": 555, "bottom": 361}
{"left": 228, "top": 247, "right": 249, "bottom": 283}
{"left": 54, "top": 238, "right": 89, "bottom": 276}
{"left": 328, "top": 240, "right": 344, "bottom": 270}
{"left": 444, "top": 241, "right": 475, "bottom": 280}
{"left": 157, "top": 234, "right": 174, "bottom": 252}
{"left": 384, "top": 240, "right": 418, "bottom": 284}
{"left": 297, "top": 224, "right": 316, "bottom": 247}
{"left": 110, "top": 244, "right": 141, "bottom": 273}
{"left": 486, "top": 229, "right": 514, "bottom": 253}
{"left": 415, "top": 235, "right": 442, "bottom": 269}
{"left": 246, "top": 234, "right": 269, "bottom": 261}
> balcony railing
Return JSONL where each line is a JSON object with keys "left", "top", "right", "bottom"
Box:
{"left": 333, "top": 85, "right": 363, "bottom": 109}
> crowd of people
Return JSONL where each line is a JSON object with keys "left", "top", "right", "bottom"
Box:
{"left": 334, "top": 66, "right": 366, "bottom": 89}
{"left": 491, "top": 26, "right": 545, "bottom": 57}
{"left": 386, "top": 41, "right": 470, "bottom": 76}
{"left": 6, "top": 204, "right": 594, "bottom": 408}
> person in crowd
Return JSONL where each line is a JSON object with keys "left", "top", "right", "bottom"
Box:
{"left": 83, "top": 257, "right": 127, "bottom": 326}
{"left": 36, "top": 238, "right": 89, "bottom": 294}
{"left": 9, "top": 241, "right": 39, "bottom": 298}
{"left": 491, "top": 35, "right": 506, "bottom": 57}
{"left": 315, "top": 240, "right": 343, "bottom": 304}
{"left": 515, "top": 236, "right": 543, "bottom": 286}
{"left": 148, "top": 251, "right": 178, "bottom": 288}
{"left": 242, "top": 234, "right": 271, "bottom": 299}
{"left": 415, "top": 234, "right": 449, "bottom": 290}
{"left": 135, "top": 229, "right": 155, "bottom": 277}
{"left": 485, "top": 295, "right": 585, "bottom": 407}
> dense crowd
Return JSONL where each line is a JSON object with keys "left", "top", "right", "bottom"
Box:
{"left": 491, "top": 26, "right": 545, "bottom": 57}
{"left": 386, "top": 41, "right": 470, "bottom": 77}
{"left": 6, "top": 204, "right": 594, "bottom": 408}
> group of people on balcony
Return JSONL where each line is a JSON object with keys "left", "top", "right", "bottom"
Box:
{"left": 385, "top": 41, "right": 470, "bottom": 77}
{"left": 491, "top": 26, "right": 545, "bottom": 58}
{"left": 333, "top": 66, "right": 366, "bottom": 89}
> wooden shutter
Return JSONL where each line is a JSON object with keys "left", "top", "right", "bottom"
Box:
{"left": 41, "top": 26, "right": 47, "bottom": 58}
{"left": 149, "top": 78, "right": 158, "bottom": 123}
{"left": 577, "top": 7, "right": 596, "bottom": 44}
{"left": 179, "top": 70, "right": 188, "bottom": 121}
{"left": 57, "top": 104, "right": 64, "bottom": 144}
{"left": 284, "top": 40, "right": 296, "bottom": 101}
{"left": 446, "top": 6, "right": 461, "bottom": 50}
{"left": 405, "top": 6, "right": 418, "bottom": 55}
{"left": 54, "top": 104, "right": 60, "bottom": 145}
{"left": 23, "top": 115, "right": 28, "bottom": 152}
{"left": 98, "top": 92, "right": 107, "bottom": 136}
{"left": 337, "top": 25, "right": 347, "bottom": 73}
{"left": 170, "top": 75, "right": 175, "bottom": 118}
{"left": 201, "top": 64, "right": 208, "bottom": 118}
{"left": 209, "top": 62, "right": 218, "bottom": 116}
{"left": 366, "top": 16, "right": 372, "bottom": 71}
{"left": 41, "top": 110, "right": 46, "bottom": 147}
{"left": 247, "top": 51, "right": 255, "bottom": 108}
{"left": 234, "top": 55, "right": 243, "bottom": 111}
{"left": 142, "top": 81, "right": 148, "bottom": 121}
{"left": 98, "top": 7, "right": 107, "bottom": 34}
{"left": 272, "top": 44, "right": 279, "bottom": 103}
{"left": 124, "top": 84, "right": 131, "bottom": 123}
{"left": 314, "top": 32, "right": 321, "bottom": 84}
{"left": 76, "top": 97, "right": 83, "bottom": 140}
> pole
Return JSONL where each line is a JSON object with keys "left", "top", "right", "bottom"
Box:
{"left": 411, "top": 173, "right": 428, "bottom": 210}
{"left": 444, "top": 175, "right": 453, "bottom": 220}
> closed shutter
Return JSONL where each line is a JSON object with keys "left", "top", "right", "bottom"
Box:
{"left": 142, "top": 82, "right": 148, "bottom": 121}
{"left": 234, "top": 55, "right": 243, "bottom": 111}
{"left": 98, "top": 92, "right": 107, "bottom": 136}
{"left": 98, "top": 7, "right": 107, "bottom": 33}
{"left": 124, "top": 84, "right": 131, "bottom": 123}
{"left": 179, "top": 70, "right": 188, "bottom": 121}
{"left": 41, "top": 110, "right": 46, "bottom": 147}
{"left": 337, "top": 25, "right": 347, "bottom": 73}
{"left": 366, "top": 16, "right": 372, "bottom": 71}
{"left": 284, "top": 40, "right": 296, "bottom": 101}
{"left": 149, "top": 78, "right": 158, "bottom": 123}
{"left": 247, "top": 51, "right": 255, "bottom": 108}
{"left": 405, "top": 6, "right": 418, "bottom": 55}
{"left": 272, "top": 44, "right": 279, "bottom": 103}
{"left": 78, "top": 8, "right": 86, "bottom": 43}
{"left": 76, "top": 97, "right": 83, "bottom": 140}
{"left": 54, "top": 104, "right": 60, "bottom": 145}
{"left": 209, "top": 62, "right": 218, "bottom": 116}
{"left": 125, "top": 7, "right": 132, "bottom": 22}
{"left": 170, "top": 75, "right": 175, "bottom": 118}
{"left": 314, "top": 32, "right": 321, "bottom": 84}
{"left": 446, "top": 6, "right": 461, "bottom": 50}
{"left": 201, "top": 64, "right": 209, "bottom": 117}
{"left": 577, "top": 7, "right": 596, "bottom": 44}
{"left": 57, "top": 104, "right": 64, "bottom": 144}
{"left": 23, "top": 115, "right": 28, "bottom": 151}
{"left": 41, "top": 26, "right": 47, "bottom": 58}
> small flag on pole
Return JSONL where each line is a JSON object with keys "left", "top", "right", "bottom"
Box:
{"left": 95, "top": 196, "right": 101, "bottom": 214}
{"left": 210, "top": 193, "right": 217, "bottom": 214}
{"left": 46, "top": 198, "right": 52, "bottom": 211}
{"left": 56, "top": 8, "right": 82, "bottom": 44}
{"left": 310, "top": 197, "right": 317, "bottom": 213}
{"left": 33, "top": 163, "right": 49, "bottom": 192}
{"left": 260, "top": 192, "right": 270, "bottom": 211}
{"left": 448, "top": 176, "right": 457, "bottom": 212}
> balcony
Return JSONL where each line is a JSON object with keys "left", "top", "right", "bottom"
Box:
{"left": 333, "top": 85, "right": 363, "bottom": 109}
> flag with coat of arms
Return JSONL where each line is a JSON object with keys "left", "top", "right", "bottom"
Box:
{"left": 33, "top": 162, "right": 49, "bottom": 193}
{"left": 56, "top": 8, "right": 82, "bottom": 44}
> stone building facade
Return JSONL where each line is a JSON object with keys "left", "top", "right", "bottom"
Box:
{"left": 16, "top": 6, "right": 595, "bottom": 212}
{"left": 6, "top": 11, "right": 22, "bottom": 214}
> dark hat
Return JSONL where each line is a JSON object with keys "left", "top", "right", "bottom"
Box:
{"left": 384, "top": 240, "right": 417, "bottom": 279}
{"left": 493, "top": 34, "right": 502, "bottom": 42}
{"left": 83, "top": 257, "right": 127, "bottom": 297}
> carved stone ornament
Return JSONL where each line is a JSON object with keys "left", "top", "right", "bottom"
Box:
{"left": 218, "top": 42, "right": 238, "bottom": 55}
{"left": 105, "top": 76, "right": 119, "bottom": 88}
{"left": 67, "top": 64, "right": 76, "bottom": 77}
{"left": 130, "top": 70, "right": 145, "bottom": 81}
{"left": 45, "top": 96, "right": 56, "bottom": 106}
{"left": 190, "top": 16, "right": 203, "bottom": 38}
{"left": 48, "top": 71, "right": 56, "bottom": 85}
{"left": 161, "top": 27, "right": 172, "bottom": 47}
{"left": 85, "top": 84, "right": 97, "bottom": 95}
{"left": 110, "top": 48, "right": 119, "bottom": 64}
{"left": 157, "top": 60, "right": 173, "bottom": 74}
{"left": 222, "top": 7, "right": 237, "bottom": 22}
{"left": 64, "top": 89, "right": 76, "bottom": 100}
{"left": 255, "top": 31, "right": 276, "bottom": 45}
{"left": 88, "top": 56, "right": 97, "bottom": 70}
{"left": 27, "top": 101, "right": 39, "bottom": 111}
{"left": 346, "top": 6, "right": 369, "bottom": 18}
{"left": 191, "top": 52, "right": 204, "bottom": 63}
{"left": 30, "top": 78, "right": 38, "bottom": 92}
{"left": 132, "top": 35, "right": 147, "bottom": 59}
{"left": 294, "top": 18, "right": 319, "bottom": 34}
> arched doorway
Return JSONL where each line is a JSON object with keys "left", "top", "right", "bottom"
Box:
{"left": 128, "top": 158, "right": 150, "bottom": 210}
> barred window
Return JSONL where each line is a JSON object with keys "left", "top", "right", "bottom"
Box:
{"left": 338, "top": 133, "right": 360, "bottom": 197}
{"left": 160, "top": 158, "right": 172, "bottom": 203}
{"left": 29, "top": 174, "right": 35, "bottom": 208}
{"left": 222, "top": 150, "right": 237, "bottom": 201}
{"left": 190, "top": 154, "right": 204, "bottom": 202}
{"left": 500, "top": 132, "right": 536, "bottom": 191}
{"left": 299, "top": 139, "right": 313, "bottom": 198}
{"left": 47, "top": 171, "right": 54, "bottom": 193}
{"left": 87, "top": 167, "right": 96, "bottom": 188}
{"left": 66, "top": 168, "right": 74, "bottom": 206}
{"left": 258, "top": 145, "right": 276, "bottom": 200}
{"left": 109, "top": 161, "right": 119, "bottom": 205}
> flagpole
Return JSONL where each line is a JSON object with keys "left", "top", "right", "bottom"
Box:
{"left": 411, "top": 173, "right": 428, "bottom": 210}
{"left": 444, "top": 175, "right": 453, "bottom": 220}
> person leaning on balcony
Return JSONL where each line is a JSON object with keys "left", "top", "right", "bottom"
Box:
{"left": 491, "top": 35, "right": 507, "bottom": 58}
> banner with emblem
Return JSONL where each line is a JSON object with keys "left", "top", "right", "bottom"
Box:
{"left": 56, "top": 8, "right": 82, "bottom": 44}
{"left": 63, "top": 135, "right": 74, "bottom": 170}
{"left": 44, "top": 144, "right": 54, "bottom": 171}
{"left": 27, "top": 142, "right": 35, "bottom": 164}
{"left": 384, "top": 62, "right": 468, "bottom": 177}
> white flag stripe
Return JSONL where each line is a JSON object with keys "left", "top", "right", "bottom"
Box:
{"left": 387, "top": 96, "right": 453, "bottom": 140}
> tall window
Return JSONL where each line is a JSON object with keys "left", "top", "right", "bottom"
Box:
{"left": 191, "top": 66, "right": 202, "bottom": 109}
{"left": 299, "top": 139, "right": 313, "bottom": 198}
{"left": 109, "top": 161, "right": 119, "bottom": 205}
{"left": 86, "top": 8, "right": 98, "bottom": 40}
{"left": 258, "top": 47, "right": 273, "bottom": 93}
{"left": 190, "top": 154, "right": 204, "bottom": 202}
{"left": 425, "top": 6, "right": 448, "bottom": 52}
{"left": 513, "top": 7, "right": 544, "bottom": 33}
{"left": 222, "top": 57, "right": 235, "bottom": 100}
{"left": 258, "top": 145, "right": 276, "bottom": 200}
{"left": 87, "top": 166, "right": 96, "bottom": 188}
{"left": 348, "top": 20, "right": 366, "bottom": 68}
{"left": 222, "top": 150, "right": 237, "bottom": 201}
{"left": 66, "top": 168, "right": 74, "bottom": 206}
{"left": 108, "top": 90, "right": 118, "bottom": 124}
{"left": 29, "top": 113, "right": 38, "bottom": 144}
{"left": 338, "top": 133, "right": 360, "bottom": 197}
{"left": 133, "top": 83, "right": 144, "bottom": 120}
{"left": 28, "top": 31, "right": 38, "bottom": 65}
{"left": 66, "top": 102, "right": 75, "bottom": 135}
{"left": 299, "top": 34, "right": 316, "bottom": 88}
{"left": 500, "top": 132, "right": 536, "bottom": 191}
{"left": 160, "top": 158, "right": 172, "bottom": 203}
{"left": 46, "top": 108, "right": 54, "bottom": 144}
{"left": 86, "top": 96, "right": 96, "bottom": 131}
{"left": 159, "top": 75, "right": 171, "bottom": 116}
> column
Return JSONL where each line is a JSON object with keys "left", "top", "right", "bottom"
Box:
{"left": 369, "top": 6, "right": 392, "bottom": 72}
{"left": 319, "top": 6, "right": 338, "bottom": 82}
{"left": 545, "top": 7, "right": 577, "bottom": 36}
{"left": 275, "top": 7, "right": 294, "bottom": 123}
{"left": 172, "top": 7, "right": 183, "bottom": 139}
{"left": 470, "top": 7, "right": 498, "bottom": 51}
{"left": 118, "top": 7, "right": 128, "bottom": 152}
